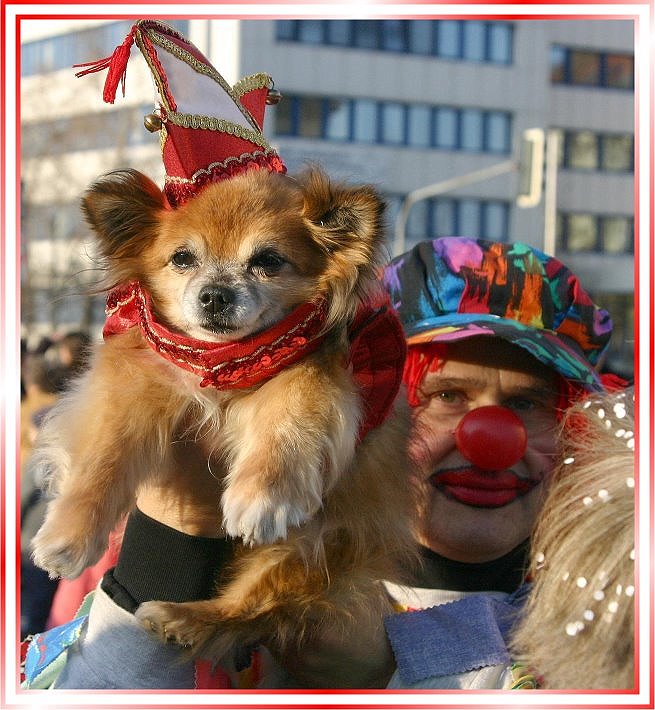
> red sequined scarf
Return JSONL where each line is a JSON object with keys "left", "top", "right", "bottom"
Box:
{"left": 103, "top": 281, "right": 329, "bottom": 389}
{"left": 103, "top": 281, "right": 406, "bottom": 441}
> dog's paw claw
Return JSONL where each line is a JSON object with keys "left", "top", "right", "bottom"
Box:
{"left": 31, "top": 528, "right": 101, "bottom": 580}
{"left": 222, "top": 493, "right": 317, "bottom": 545}
{"left": 136, "top": 601, "right": 215, "bottom": 650}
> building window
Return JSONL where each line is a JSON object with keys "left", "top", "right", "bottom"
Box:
{"left": 276, "top": 20, "right": 513, "bottom": 65}
{"left": 556, "top": 128, "right": 634, "bottom": 173}
{"left": 483, "top": 202, "right": 508, "bottom": 241}
{"left": 488, "top": 22, "right": 513, "bottom": 63}
{"left": 325, "top": 99, "right": 350, "bottom": 141}
{"left": 567, "top": 130, "right": 599, "bottom": 170}
{"left": 557, "top": 211, "right": 634, "bottom": 253}
{"left": 327, "top": 20, "right": 352, "bottom": 46}
{"left": 276, "top": 20, "right": 295, "bottom": 41}
{"left": 382, "top": 20, "right": 408, "bottom": 52}
{"left": 606, "top": 53, "right": 634, "bottom": 89}
{"left": 352, "top": 99, "right": 378, "bottom": 143}
{"left": 298, "top": 20, "right": 324, "bottom": 44}
{"left": 399, "top": 196, "right": 509, "bottom": 249}
{"left": 462, "top": 21, "right": 486, "bottom": 61}
{"left": 381, "top": 103, "right": 406, "bottom": 144}
{"left": 434, "top": 107, "right": 459, "bottom": 149}
{"left": 433, "top": 199, "right": 457, "bottom": 235}
{"left": 549, "top": 46, "right": 567, "bottom": 83}
{"left": 601, "top": 133, "right": 633, "bottom": 171}
{"left": 566, "top": 214, "right": 597, "bottom": 251}
{"left": 569, "top": 50, "right": 601, "bottom": 86}
{"left": 406, "top": 200, "right": 430, "bottom": 245}
{"left": 275, "top": 96, "right": 294, "bottom": 135}
{"left": 353, "top": 20, "right": 379, "bottom": 49}
{"left": 460, "top": 109, "right": 484, "bottom": 151}
{"left": 486, "top": 111, "right": 511, "bottom": 153}
{"left": 437, "top": 20, "right": 461, "bottom": 58}
{"left": 407, "top": 105, "right": 432, "bottom": 148}
{"left": 601, "top": 216, "right": 632, "bottom": 253}
{"left": 458, "top": 198, "right": 482, "bottom": 236}
{"left": 550, "top": 45, "right": 634, "bottom": 90}
{"left": 275, "top": 93, "right": 512, "bottom": 155}
{"left": 298, "top": 97, "right": 323, "bottom": 138}
{"left": 408, "top": 21, "right": 434, "bottom": 55}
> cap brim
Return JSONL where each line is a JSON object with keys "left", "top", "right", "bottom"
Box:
{"left": 405, "top": 314, "right": 603, "bottom": 392}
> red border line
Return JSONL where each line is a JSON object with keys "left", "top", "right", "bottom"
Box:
{"left": 3, "top": 3, "right": 653, "bottom": 709}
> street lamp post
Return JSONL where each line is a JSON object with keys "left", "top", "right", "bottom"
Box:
{"left": 393, "top": 128, "right": 547, "bottom": 257}
{"left": 393, "top": 160, "right": 516, "bottom": 256}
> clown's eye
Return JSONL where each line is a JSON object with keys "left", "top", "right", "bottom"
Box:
{"left": 171, "top": 249, "right": 198, "bottom": 270}
{"left": 505, "top": 397, "right": 538, "bottom": 411}
{"left": 420, "top": 388, "right": 466, "bottom": 406}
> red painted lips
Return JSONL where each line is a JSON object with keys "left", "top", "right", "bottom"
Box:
{"left": 430, "top": 467, "right": 540, "bottom": 508}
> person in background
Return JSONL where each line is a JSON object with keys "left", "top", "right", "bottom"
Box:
{"left": 22, "top": 237, "right": 624, "bottom": 690}
{"left": 20, "top": 332, "right": 93, "bottom": 637}
{"left": 20, "top": 352, "right": 62, "bottom": 638}
{"left": 510, "top": 387, "right": 635, "bottom": 689}
{"left": 46, "top": 330, "right": 92, "bottom": 393}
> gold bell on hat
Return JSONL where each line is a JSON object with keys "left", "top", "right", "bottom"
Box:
{"left": 143, "top": 113, "right": 163, "bottom": 132}
{"left": 265, "top": 87, "right": 282, "bottom": 105}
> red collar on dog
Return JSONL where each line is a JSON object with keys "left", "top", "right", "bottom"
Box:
{"left": 103, "top": 281, "right": 329, "bottom": 390}
{"left": 103, "top": 281, "right": 406, "bottom": 440}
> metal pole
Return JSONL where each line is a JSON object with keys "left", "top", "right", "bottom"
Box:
{"left": 543, "top": 129, "right": 560, "bottom": 257}
{"left": 393, "top": 160, "right": 516, "bottom": 256}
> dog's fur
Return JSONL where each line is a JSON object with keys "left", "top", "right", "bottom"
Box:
{"left": 30, "top": 167, "right": 415, "bottom": 669}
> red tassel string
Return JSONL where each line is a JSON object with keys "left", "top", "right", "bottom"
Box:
{"left": 74, "top": 27, "right": 137, "bottom": 104}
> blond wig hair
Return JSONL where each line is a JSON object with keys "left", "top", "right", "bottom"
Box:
{"left": 511, "top": 388, "right": 635, "bottom": 689}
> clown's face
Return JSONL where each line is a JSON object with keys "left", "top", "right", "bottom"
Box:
{"left": 409, "top": 337, "right": 561, "bottom": 563}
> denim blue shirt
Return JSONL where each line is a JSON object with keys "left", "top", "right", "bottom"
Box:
{"left": 385, "top": 584, "right": 529, "bottom": 686}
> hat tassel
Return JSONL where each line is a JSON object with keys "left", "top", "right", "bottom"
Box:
{"left": 74, "top": 27, "right": 137, "bottom": 104}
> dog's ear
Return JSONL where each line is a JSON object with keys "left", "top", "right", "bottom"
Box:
{"left": 81, "top": 169, "right": 167, "bottom": 260}
{"left": 299, "top": 167, "right": 388, "bottom": 318}
{"left": 301, "top": 167, "right": 386, "bottom": 261}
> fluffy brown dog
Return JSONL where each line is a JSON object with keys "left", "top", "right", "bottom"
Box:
{"left": 30, "top": 166, "right": 415, "bottom": 668}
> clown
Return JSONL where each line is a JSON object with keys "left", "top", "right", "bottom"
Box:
{"left": 381, "top": 237, "right": 621, "bottom": 689}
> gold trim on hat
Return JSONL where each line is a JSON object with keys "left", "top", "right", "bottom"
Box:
{"left": 232, "top": 73, "right": 272, "bottom": 98}
{"left": 142, "top": 30, "right": 262, "bottom": 135}
{"left": 165, "top": 111, "right": 272, "bottom": 150}
{"left": 164, "top": 149, "right": 281, "bottom": 185}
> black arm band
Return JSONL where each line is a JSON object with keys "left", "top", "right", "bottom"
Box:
{"left": 101, "top": 507, "right": 236, "bottom": 613}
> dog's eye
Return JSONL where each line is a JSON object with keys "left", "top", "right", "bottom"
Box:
{"left": 170, "top": 249, "right": 198, "bottom": 270}
{"left": 249, "top": 249, "right": 286, "bottom": 277}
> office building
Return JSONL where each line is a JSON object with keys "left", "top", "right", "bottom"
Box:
{"left": 20, "top": 17, "right": 634, "bottom": 376}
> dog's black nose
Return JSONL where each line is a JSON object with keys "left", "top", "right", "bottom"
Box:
{"left": 198, "top": 285, "right": 236, "bottom": 314}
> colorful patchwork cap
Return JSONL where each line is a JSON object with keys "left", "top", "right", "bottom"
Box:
{"left": 382, "top": 237, "right": 613, "bottom": 391}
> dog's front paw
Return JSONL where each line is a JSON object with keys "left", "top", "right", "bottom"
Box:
{"left": 221, "top": 484, "right": 320, "bottom": 546}
{"left": 136, "top": 601, "right": 217, "bottom": 650}
{"left": 31, "top": 514, "right": 106, "bottom": 579}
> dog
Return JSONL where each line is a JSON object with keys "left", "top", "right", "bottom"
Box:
{"left": 29, "top": 166, "right": 415, "bottom": 671}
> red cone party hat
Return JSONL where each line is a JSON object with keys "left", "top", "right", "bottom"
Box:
{"left": 76, "top": 19, "right": 286, "bottom": 207}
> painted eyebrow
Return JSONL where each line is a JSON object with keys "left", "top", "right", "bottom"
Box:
{"left": 421, "top": 376, "right": 485, "bottom": 390}
{"left": 420, "top": 377, "right": 557, "bottom": 400}
{"left": 504, "top": 384, "right": 559, "bottom": 402}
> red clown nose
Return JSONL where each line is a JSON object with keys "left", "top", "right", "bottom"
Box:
{"left": 454, "top": 406, "right": 527, "bottom": 470}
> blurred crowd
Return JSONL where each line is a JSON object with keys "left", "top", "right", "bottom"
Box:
{"left": 20, "top": 331, "right": 94, "bottom": 638}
